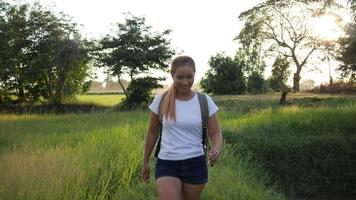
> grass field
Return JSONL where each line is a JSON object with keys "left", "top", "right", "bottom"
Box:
{"left": 0, "top": 93, "right": 355, "bottom": 200}
{"left": 76, "top": 94, "right": 125, "bottom": 106}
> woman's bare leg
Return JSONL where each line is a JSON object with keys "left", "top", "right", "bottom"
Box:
{"left": 156, "top": 176, "right": 182, "bottom": 200}
{"left": 182, "top": 183, "right": 205, "bottom": 200}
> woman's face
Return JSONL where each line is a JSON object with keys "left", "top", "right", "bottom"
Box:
{"left": 172, "top": 65, "right": 195, "bottom": 95}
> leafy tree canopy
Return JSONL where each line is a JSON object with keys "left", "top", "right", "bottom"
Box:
{"left": 237, "top": 0, "right": 343, "bottom": 92}
{"left": 201, "top": 53, "right": 246, "bottom": 95}
{"left": 337, "top": 0, "right": 356, "bottom": 81}
{"left": 95, "top": 13, "right": 175, "bottom": 108}
{"left": 268, "top": 56, "right": 291, "bottom": 92}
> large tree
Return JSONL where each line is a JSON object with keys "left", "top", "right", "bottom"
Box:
{"left": 55, "top": 39, "right": 90, "bottom": 103}
{"left": 95, "top": 13, "right": 174, "bottom": 105}
{"left": 238, "top": 0, "right": 341, "bottom": 92}
{"left": 235, "top": 12, "right": 266, "bottom": 77}
{"left": 26, "top": 3, "right": 90, "bottom": 104}
{"left": 0, "top": 2, "right": 31, "bottom": 103}
{"left": 0, "top": 1, "right": 11, "bottom": 103}
{"left": 337, "top": 0, "right": 356, "bottom": 81}
{"left": 0, "top": 1, "right": 91, "bottom": 104}
{"left": 201, "top": 53, "right": 246, "bottom": 95}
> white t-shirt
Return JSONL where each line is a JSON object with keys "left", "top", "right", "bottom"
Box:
{"left": 149, "top": 92, "right": 219, "bottom": 160}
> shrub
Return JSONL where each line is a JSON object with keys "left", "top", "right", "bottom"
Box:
{"left": 120, "top": 77, "right": 163, "bottom": 110}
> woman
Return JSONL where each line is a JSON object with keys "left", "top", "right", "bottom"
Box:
{"left": 141, "top": 55, "right": 222, "bottom": 200}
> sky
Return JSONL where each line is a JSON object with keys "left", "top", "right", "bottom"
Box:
{"left": 24, "top": 0, "right": 345, "bottom": 86}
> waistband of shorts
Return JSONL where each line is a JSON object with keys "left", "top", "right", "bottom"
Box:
{"left": 157, "top": 155, "right": 206, "bottom": 164}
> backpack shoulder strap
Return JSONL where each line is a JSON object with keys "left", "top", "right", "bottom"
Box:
{"left": 154, "top": 92, "right": 167, "bottom": 157}
{"left": 158, "top": 92, "right": 167, "bottom": 124}
{"left": 197, "top": 92, "right": 209, "bottom": 156}
{"left": 197, "top": 92, "right": 209, "bottom": 126}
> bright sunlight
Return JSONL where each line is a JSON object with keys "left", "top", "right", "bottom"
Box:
{"left": 310, "top": 15, "right": 344, "bottom": 41}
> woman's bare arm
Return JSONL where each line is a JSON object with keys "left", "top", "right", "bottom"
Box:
{"left": 142, "top": 112, "right": 160, "bottom": 183}
{"left": 207, "top": 113, "right": 222, "bottom": 165}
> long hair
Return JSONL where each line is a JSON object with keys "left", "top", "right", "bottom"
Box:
{"left": 161, "top": 56, "right": 196, "bottom": 122}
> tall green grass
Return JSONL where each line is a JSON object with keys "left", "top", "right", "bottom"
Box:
{"left": 0, "top": 110, "right": 284, "bottom": 200}
{"left": 0, "top": 94, "right": 355, "bottom": 199}
{"left": 221, "top": 101, "right": 356, "bottom": 197}
{"left": 0, "top": 112, "right": 148, "bottom": 199}
{"left": 203, "top": 144, "right": 284, "bottom": 200}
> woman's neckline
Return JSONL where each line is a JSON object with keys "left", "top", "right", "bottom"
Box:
{"left": 176, "top": 92, "right": 197, "bottom": 102}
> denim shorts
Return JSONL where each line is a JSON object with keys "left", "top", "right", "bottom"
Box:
{"left": 155, "top": 155, "right": 208, "bottom": 184}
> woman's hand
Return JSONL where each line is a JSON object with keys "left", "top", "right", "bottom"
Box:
{"left": 141, "top": 163, "right": 150, "bottom": 183}
{"left": 208, "top": 146, "right": 220, "bottom": 166}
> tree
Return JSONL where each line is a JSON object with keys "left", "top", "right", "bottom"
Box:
{"left": 95, "top": 13, "right": 174, "bottom": 106}
{"left": 0, "top": 2, "right": 31, "bottom": 103}
{"left": 337, "top": 0, "right": 356, "bottom": 81}
{"left": 201, "top": 53, "right": 246, "bottom": 95}
{"left": 56, "top": 39, "right": 90, "bottom": 102}
{"left": 235, "top": 11, "right": 266, "bottom": 77}
{"left": 0, "top": 1, "right": 11, "bottom": 103}
{"left": 238, "top": 0, "right": 341, "bottom": 92}
{"left": 26, "top": 3, "right": 90, "bottom": 104}
{"left": 247, "top": 71, "right": 268, "bottom": 94}
{"left": 268, "top": 55, "right": 291, "bottom": 92}
{"left": 0, "top": 1, "right": 91, "bottom": 104}
{"left": 25, "top": 3, "right": 61, "bottom": 101}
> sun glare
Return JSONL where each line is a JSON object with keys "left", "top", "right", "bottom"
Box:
{"left": 310, "top": 15, "right": 343, "bottom": 41}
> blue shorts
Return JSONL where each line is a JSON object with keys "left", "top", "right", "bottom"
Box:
{"left": 155, "top": 155, "right": 208, "bottom": 184}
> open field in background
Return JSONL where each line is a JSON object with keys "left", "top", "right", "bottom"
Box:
{"left": 0, "top": 93, "right": 355, "bottom": 200}
{"left": 76, "top": 92, "right": 353, "bottom": 107}
{"left": 76, "top": 94, "right": 125, "bottom": 106}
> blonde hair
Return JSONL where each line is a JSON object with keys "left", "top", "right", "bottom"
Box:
{"left": 161, "top": 56, "right": 196, "bottom": 121}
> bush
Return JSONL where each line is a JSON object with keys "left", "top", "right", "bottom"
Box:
{"left": 120, "top": 77, "right": 163, "bottom": 110}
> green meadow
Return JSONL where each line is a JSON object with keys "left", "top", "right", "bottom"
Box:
{"left": 0, "top": 93, "right": 355, "bottom": 200}
{"left": 76, "top": 94, "right": 125, "bottom": 106}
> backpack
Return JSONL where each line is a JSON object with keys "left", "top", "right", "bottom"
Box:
{"left": 154, "top": 92, "right": 210, "bottom": 158}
